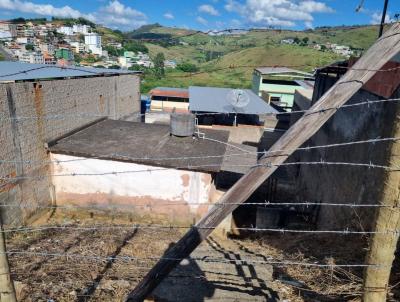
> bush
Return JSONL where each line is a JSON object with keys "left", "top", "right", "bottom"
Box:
{"left": 177, "top": 62, "right": 199, "bottom": 73}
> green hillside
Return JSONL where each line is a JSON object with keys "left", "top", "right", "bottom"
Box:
{"left": 137, "top": 24, "right": 379, "bottom": 92}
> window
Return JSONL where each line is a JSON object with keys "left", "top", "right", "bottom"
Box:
{"left": 270, "top": 96, "right": 281, "bottom": 103}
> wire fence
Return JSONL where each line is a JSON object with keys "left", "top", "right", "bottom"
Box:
{"left": 2, "top": 37, "right": 400, "bottom": 300}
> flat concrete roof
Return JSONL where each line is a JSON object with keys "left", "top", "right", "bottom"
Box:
{"left": 49, "top": 119, "right": 230, "bottom": 173}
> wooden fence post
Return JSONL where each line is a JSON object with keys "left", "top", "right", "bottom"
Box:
{"left": 0, "top": 219, "right": 17, "bottom": 302}
{"left": 363, "top": 111, "right": 400, "bottom": 301}
{"left": 126, "top": 22, "right": 400, "bottom": 302}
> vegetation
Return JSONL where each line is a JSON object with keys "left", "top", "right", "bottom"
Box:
{"left": 123, "top": 41, "right": 149, "bottom": 54}
{"left": 25, "top": 44, "right": 34, "bottom": 51}
{"left": 153, "top": 52, "right": 165, "bottom": 79}
{"left": 176, "top": 62, "right": 199, "bottom": 73}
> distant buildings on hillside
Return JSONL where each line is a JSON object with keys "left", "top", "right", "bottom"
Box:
{"left": 280, "top": 38, "right": 359, "bottom": 58}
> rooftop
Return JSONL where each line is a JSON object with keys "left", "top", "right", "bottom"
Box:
{"left": 0, "top": 61, "right": 141, "bottom": 82}
{"left": 49, "top": 119, "right": 230, "bottom": 173}
{"left": 150, "top": 87, "right": 189, "bottom": 99}
{"left": 189, "top": 86, "right": 278, "bottom": 115}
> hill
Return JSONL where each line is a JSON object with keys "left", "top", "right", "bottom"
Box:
{"left": 134, "top": 24, "right": 384, "bottom": 92}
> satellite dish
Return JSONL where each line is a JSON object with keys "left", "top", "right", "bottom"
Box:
{"left": 227, "top": 89, "right": 250, "bottom": 109}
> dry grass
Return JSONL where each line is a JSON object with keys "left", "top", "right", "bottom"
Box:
{"left": 5, "top": 209, "right": 400, "bottom": 301}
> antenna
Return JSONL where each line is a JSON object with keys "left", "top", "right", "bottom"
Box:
{"left": 226, "top": 89, "right": 250, "bottom": 127}
{"left": 227, "top": 89, "right": 250, "bottom": 109}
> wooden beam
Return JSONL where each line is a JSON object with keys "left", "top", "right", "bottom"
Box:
{"left": 126, "top": 23, "right": 400, "bottom": 302}
{"left": 363, "top": 101, "right": 400, "bottom": 300}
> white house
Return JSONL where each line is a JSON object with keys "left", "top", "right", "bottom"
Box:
{"left": 84, "top": 33, "right": 102, "bottom": 56}
{"left": 19, "top": 52, "right": 44, "bottom": 64}
{"left": 57, "top": 26, "right": 74, "bottom": 36}
{"left": 73, "top": 24, "right": 91, "bottom": 34}
{"left": 16, "top": 37, "right": 33, "bottom": 44}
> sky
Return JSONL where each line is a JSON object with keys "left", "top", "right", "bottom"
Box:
{"left": 0, "top": 0, "right": 398, "bottom": 31}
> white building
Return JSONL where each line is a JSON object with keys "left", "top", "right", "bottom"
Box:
{"left": 332, "top": 45, "right": 353, "bottom": 57}
{"left": 118, "top": 56, "right": 133, "bottom": 69}
{"left": 19, "top": 52, "right": 44, "bottom": 64}
{"left": 73, "top": 24, "right": 91, "bottom": 35}
{"left": 16, "top": 37, "right": 33, "bottom": 44}
{"left": 70, "top": 42, "right": 87, "bottom": 54}
{"left": 57, "top": 26, "right": 74, "bottom": 36}
{"left": 84, "top": 33, "right": 102, "bottom": 56}
{"left": 0, "top": 22, "right": 17, "bottom": 40}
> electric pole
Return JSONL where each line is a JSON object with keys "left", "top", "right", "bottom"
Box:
{"left": 379, "top": 0, "right": 390, "bottom": 37}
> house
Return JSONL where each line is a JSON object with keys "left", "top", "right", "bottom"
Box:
{"left": 84, "top": 33, "right": 102, "bottom": 56}
{"left": 0, "top": 61, "right": 142, "bottom": 224}
{"left": 55, "top": 48, "right": 74, "bottom": 62}
{"left": 72, "top": 24, "right": 90, "bottom": 35}
{"left": 38, "top": 43, "right": 54, "bottom": 55}
{"left": 70, "top": 42, "right": 87, "bottom": 54}
{"left": 149, "top": 87, "right": 190, "bottom": 113}
{"left": 16, "top": 37, "right": 33, "bottom": 44}
{"left": 273, "top": 56, "right": 400, "bottom": 231}
{"left": 281, "top": 38, "right": 295, "bottom": 45}
{"left": 43, "top": 52, "right": 56, "bottom": 65}
{"left": 189, "top": 86, "right": 278, "bottom": 126}
{"left": 18, "top": 52, "right": 44, "bottom": 64}
{"left": 57, "top": 26, "right": 74, "bottom": 36}
{"left": 252, "top": 67, "right": 315, "bottom": 111}
{"left": 48, "top": 119, "right": 231, "bottom": 225}
{"left": 0, "top": 22, "right": 17, "bottom": 38}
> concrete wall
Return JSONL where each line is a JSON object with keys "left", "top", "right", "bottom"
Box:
{"left": 0, "top": 74, "right": 141, "bottom": 224}
{"left": 51, "top": 154, "right": 214, "bottom": 225}
{"left": 292, "top": 87, "right": 399, "bottom": 230}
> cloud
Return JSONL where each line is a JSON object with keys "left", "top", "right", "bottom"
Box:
{"left": 198, "top": 4, "right": 220, "bottom": 16}
{"left": 370, "top": 11, "right": 393, "bottom": 25}
{"left": 225, "top": 0, "right": 334, "bottom": 28}
{"left": 196, "top": 16, "right": 208, "bottom": 26}
{"left": 163, "top": 12, "right": 174, "bottom": 20}
{"left": 0, "top": 0, "right": 147, "bottom": 30}
{"left": 95, "top": 0, "right": 147, "bottom": 29}
{"left": 0, "top": 0, "right": 84, "bottom": 18}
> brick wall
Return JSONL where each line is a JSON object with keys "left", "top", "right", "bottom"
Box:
{"left": 0, "top": 74, "right": 141, "bottom": 224}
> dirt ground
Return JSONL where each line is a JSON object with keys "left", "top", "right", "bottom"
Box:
{"left": 4, "top": 209, "right": 400, "bottom": 302}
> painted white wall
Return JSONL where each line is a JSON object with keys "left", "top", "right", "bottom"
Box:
{"left": 50, "top": 153, "right": 213, "bottom": 214}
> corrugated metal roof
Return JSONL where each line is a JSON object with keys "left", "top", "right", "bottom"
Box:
{"left": 255, "top": 67, "right": 313, "bottom": 77}
{"left": 152, "top": 87, "right": 189, "bottom": 92}
{"left": 150, "top": 87, "right": 189, "bottom": 98}
{"left": 0, "top": 61, "right": 141, "bottom": 82}
{"left": 189, "top": 86, "right": 278, "bottom": 115}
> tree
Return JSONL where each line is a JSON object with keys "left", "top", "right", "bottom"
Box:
{"left": 25, "top": 44, "right": 34, "bottom": 51}
{"left": 177, "top": 62, "right": 199, "bottom": 73}
{"left": 153, "top": 52, "right": 165, "bottom": 79}
{"left": 293, "top": 37, "right": 301, "bottom": 44}
{"left": 302, "top": 37, "right": 309, "bottom": 45}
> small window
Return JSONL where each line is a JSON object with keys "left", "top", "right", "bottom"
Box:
{"left": 270, "top": 96, "right": 281, "bottom": 103}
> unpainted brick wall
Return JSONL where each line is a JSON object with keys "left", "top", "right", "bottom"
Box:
{"left": 0, "top": 74, "right": 141, "bottom": 225}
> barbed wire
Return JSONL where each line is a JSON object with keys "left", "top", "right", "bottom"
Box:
{"left": 3, "top": 224, "right": 400, "bottom": 236}
{"left": 0, "top": 200, "right": 394, "bottom": 211}
{"left": 1, "top": 136, "right": 397, "bottom": 166}
{"left": 1, "top": 97, "right": 399, "bottom": 123}
{"left": 4, "top": 250, "right": 384, "bottom": 268}
{"left": 0, "top": 160, "right": 393, "bottom": 182}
